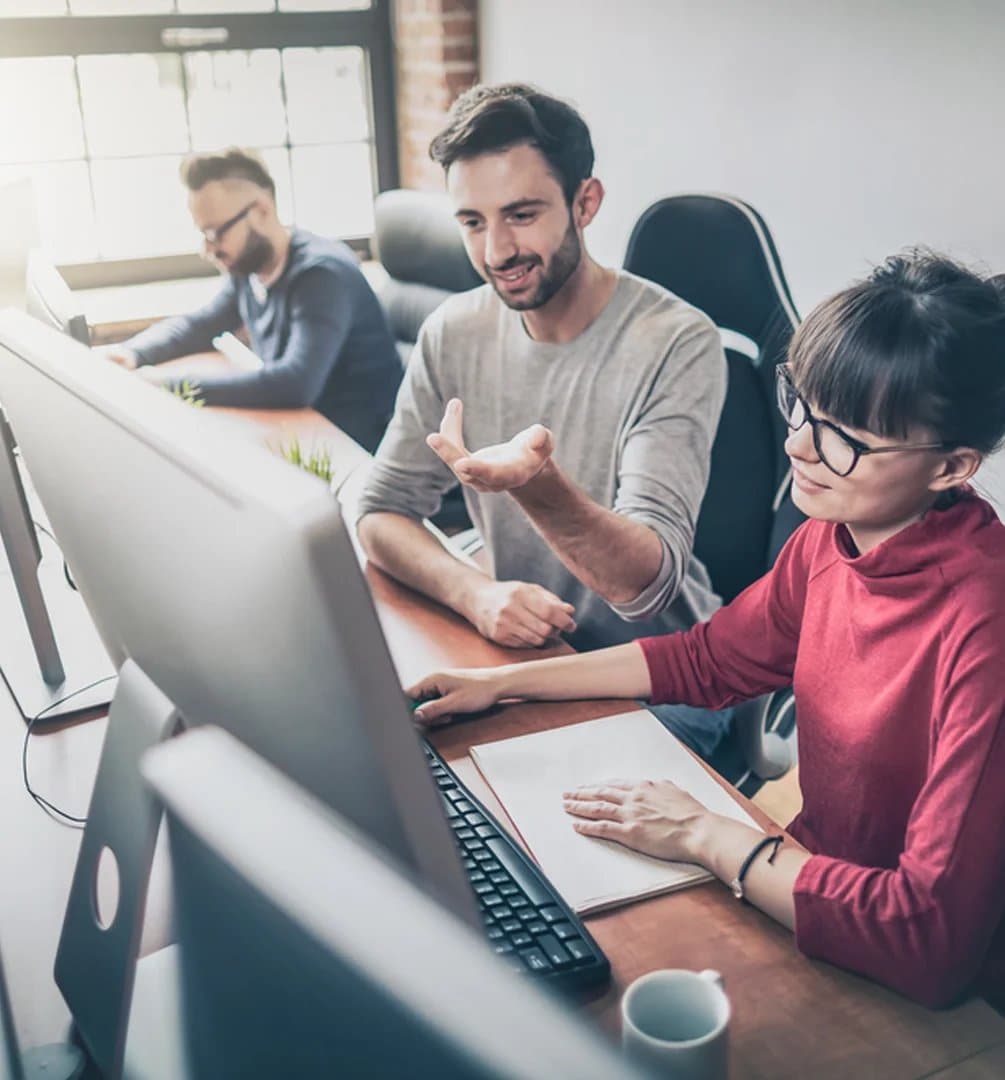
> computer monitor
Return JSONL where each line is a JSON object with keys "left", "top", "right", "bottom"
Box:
{"left": 0, "top": 254, "right": 111, "bottom": 721}
{"left": 24, "top": 252, "right": 90, "bottom": 347}
{"left": 0, "top": 946, "right": 23, "bottom": 1080}
{"left": 0, "top": 307, "right": 474, "bottom": 920}
{"left": 143, "top": 726, "right": 639, "bottom": 1080}
{"left": 0, "top": 396, "right": 115, "bottom": 722}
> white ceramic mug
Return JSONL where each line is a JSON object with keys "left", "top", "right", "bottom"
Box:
{"left": 621, "top": 968, "right": 730, "bottom": 1079}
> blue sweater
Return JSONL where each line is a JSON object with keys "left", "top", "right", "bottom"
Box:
{"left": 125, "top": 229, "right": 402, "bottom": 452}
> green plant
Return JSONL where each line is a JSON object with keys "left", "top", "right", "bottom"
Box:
{"left": 162, "top": 378, "right": 205, "bottom": 408}
{"left": 274, "top": 435, "right": 335, "bottom": 486}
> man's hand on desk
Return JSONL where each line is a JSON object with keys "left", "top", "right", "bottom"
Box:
{"left": 135, "top": 365, "right": 169, "bottom": 385}
{"left": 94, "top": 345, "right": 139, "bottom": 370}
{"left": 427, "top": 398, "right": 555, "bottom": 493}
{"left": 461, "top": 578, "right": 576, "bottom": 648}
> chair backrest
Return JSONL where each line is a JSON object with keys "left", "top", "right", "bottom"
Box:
{"left": 624, "top": 193, "right": 803, "bottom": 601}
{"left": 373, "top": 189, "right": 481, "bottom": 367}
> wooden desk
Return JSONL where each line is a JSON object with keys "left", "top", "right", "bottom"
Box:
{"left": 1, "top": 407, "right": 1003, "bottom": 1077}
{"left": 362, "top": 543, "right": 1005, "bottom": 1080}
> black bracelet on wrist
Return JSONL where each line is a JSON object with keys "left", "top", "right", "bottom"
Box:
{"left": 729, "top": 834, "right": 784, "bottom": 902}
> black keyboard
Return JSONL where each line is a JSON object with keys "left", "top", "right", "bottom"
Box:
{"left": 423, "top": 740, "right": 610, "bottom": 994}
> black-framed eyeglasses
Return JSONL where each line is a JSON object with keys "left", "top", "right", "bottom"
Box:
{"left": 775, "top": 363, "right": 949, "bottom": 477}
{"left": 201, "top": 201, "right": 257, "bottom": 246}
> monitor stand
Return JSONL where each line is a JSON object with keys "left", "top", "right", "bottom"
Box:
{"left": 0, "top": 406, "right": 115, "bottom": 721}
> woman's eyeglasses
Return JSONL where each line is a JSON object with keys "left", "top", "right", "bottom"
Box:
{"left": 774, "top": 363, "right": 949, "bottom": 477}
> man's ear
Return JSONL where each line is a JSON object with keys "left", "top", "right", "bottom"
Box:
{"left": 573, "top": 177, "right": 604, "bottom": 230}
{"left": 929, "top": 446, "right": 982, "bottom": 493}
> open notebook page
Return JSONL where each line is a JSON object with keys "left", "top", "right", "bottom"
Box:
{"left": 471, "top": 709, "right": 762, "bottom": 915}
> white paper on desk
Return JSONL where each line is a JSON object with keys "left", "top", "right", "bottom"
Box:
{"left": 212, "top": 332, "right": 264, "bottom": 372}
{"left": 470, "top": 710, "right": 762, "bottom": 915}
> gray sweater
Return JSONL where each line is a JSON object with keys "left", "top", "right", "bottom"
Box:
{"left": 358, "top": 271, "right": 726, "bottom": 651}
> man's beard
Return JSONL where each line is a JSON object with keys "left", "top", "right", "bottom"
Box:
{"left": 229, "top": 227, "right": 275, "bottom": 277}
{"left": 487, "top": 216, "right": 582, "bottom": 311}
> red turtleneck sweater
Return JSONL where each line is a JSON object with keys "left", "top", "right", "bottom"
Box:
{"left": 639, "top": 491, "right": 1005, "bottom": 1009}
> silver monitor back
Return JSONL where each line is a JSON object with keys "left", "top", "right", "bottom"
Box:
{"left": 0, "top": 309, "right": 473, "bottom": 922}
{"left": 144, "top": 727, "right": 640, "bottom": 1080}
{"left": 0, "top": 947, "right": 24, "bottom": 1080}
{"left": 24, "top": 252, "right": 90, "bottom": 346}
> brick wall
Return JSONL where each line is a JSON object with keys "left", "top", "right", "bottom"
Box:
{"left": 394, "top": 0, "right": 479, "bottom": 191}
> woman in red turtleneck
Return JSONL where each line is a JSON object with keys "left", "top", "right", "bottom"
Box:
{"left": 408, "top": 251, "right": 1005, "bottom": 1009}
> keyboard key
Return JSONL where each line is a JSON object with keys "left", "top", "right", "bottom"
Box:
{"left": 539, "top": 906, "right": 562, "bottom": 924}
{"left": 475, "top": 824, "right": 498, "bottom": 839}
{"left": 485, "top": 839, "right": 551, "bottom": 906}
{"left": 494, "top": 905, "right": 513, "bottom": 919}
{"left": 552, "top": 922, "right": 577, "bottom": 941}
{"left": 509, "top": 895, "right": 530, "bottom": 910}
{"left": 455, "top": 828, "right": 475, "bottom": 842}
{"left": 468, "top": 870, "right": 486, "bottom": 884}
{"left": 464, "top": 812, "right": 486, "bottom": 826}
{"left": 494, "top": 942, "right": 514, "bottom": 955}
{"left": 487, "top": 927, "right": 504, "bottom": 941}
{"left": 527, "top": 920, "right": 548, "bottom": 935}
{"left": 489, "top": 871, "right": 509, "bottom": 885}
{"left": 499, "top": 883, "right": 519, "bottom": 898}
{"left": 537, "top": 934, "right": 573, "bottom": 968}
{"left": 455, "top": 799, "right": 475, "bottom": 814}
{"left": 472, "top": 881, "right": 493, "bottom": 895}
{"left": 483, "top": 893, "right": 504, "bottom": 907}
{"left": 473, "top": 850, "right": 492, "bottom": 862}
{"left": 565, "top": 939, "right": 592, "bottom": 964}
{"left": 510, "top": 931, "right": 533, "bottom": 948}
{"left": 520, "top": 947, "right": 552, "bottom": 973}
{"left": 462, "top": 858, "right": 476, "bottom": 872}
{"left": 516, "top": 906, "right": 536, "bottom": 922}
{"left": 500, "top": 918, "right": 521, "bottom": 933}
{"left": 444, "top": 802, "right": 460, "bottom": 820}
{"left": 446, "top": 789, "right": 465, "bottom": 803}
{"left": 482, "top": 861, "right": 502, "bottom": 874}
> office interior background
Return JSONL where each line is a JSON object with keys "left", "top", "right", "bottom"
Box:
{"left": 2, "top": 0, "right": 1002, "bottom": 507}
{"left": 0, "top": 0, "right": 1004, "bottom": 1065}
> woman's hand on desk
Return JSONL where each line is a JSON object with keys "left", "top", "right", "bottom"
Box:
{"left": 562, "top": 778, "right": 718, "bottom": 863}
{"left": 564, "top": 778, "right": 806, "bottom": 930}
{"left": 406, "top": 668, "right": 508, "bottom": 726}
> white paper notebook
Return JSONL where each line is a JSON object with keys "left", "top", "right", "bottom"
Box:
{"left": 470, "top": 710, "right": 762, "bottom": 915}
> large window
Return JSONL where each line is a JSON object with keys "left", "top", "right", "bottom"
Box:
{"left": 0, "top": 2, "right": 396, "bottom": 264}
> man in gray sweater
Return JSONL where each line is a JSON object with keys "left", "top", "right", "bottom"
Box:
{"left": 357, "top": 84, "right": 729, "bottom": 756}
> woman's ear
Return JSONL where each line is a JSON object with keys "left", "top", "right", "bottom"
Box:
{"left": 929, "top": 446, "right": 982, "bottom": 493}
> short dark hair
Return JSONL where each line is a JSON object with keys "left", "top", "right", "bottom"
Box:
{"left": 790, "top": 250, "right": 1005, "bottom": 454}
{"left": 429, "top": 83, "right": 594, "bottom": 204}
{"left": 179, "top": 148, "right": 275, "bottom": 199}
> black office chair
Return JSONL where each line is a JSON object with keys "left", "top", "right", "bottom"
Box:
{"left": 372, "top": 189, "right": 482, "bottom": 530}
{"left": 624, "top": 193, "right": 805, "bottom": 795}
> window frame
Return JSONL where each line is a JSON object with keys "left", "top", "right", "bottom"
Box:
{"left": 0, "top": 3, "right": 397, "bottom": 281}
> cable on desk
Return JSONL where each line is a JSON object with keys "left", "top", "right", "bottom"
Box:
{"left": 22, "top": 674, "right": 118, "bottom": 829}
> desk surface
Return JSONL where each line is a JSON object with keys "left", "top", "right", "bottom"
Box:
{"left": 1, "top": 399, "right": 1003, "bottom": 1078}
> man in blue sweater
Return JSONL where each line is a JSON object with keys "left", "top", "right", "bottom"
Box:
{"left": 100, "top": 149, "right": 402, "bottom": 453}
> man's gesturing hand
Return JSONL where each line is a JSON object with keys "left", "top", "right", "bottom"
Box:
{"left": 427, "top": 398, "right": 554, "bottom": 493}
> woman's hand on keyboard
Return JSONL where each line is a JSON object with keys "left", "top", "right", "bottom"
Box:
{"left": 406, "top": 668, "right": 506, "bottom": 726}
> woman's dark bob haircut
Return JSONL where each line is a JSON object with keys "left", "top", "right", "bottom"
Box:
{"left": 789, "top": 250, "right": 1005, "bottom": 455}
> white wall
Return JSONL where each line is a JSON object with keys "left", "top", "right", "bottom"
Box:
{"left": 480, "top": 0, "right": 1005, "bottom": 512}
